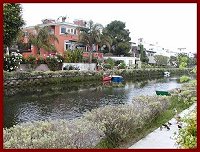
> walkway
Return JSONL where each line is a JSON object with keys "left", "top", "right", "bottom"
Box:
{"left": 129, "top": 103, "right": 196, "bottom": 149}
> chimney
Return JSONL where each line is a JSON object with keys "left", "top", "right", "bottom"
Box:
{"left": 62, "top": 17, "right": 66, "bottom": 22}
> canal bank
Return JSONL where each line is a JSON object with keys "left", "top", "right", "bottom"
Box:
{"left": 128, "top": 103, "right": 196, "bottom": 149}
{"left": 3, "top": 79, "right": 196, "bottom": 148}
{"left": 3, "top": 68, "right": 191, "bottom": 88}
{"left": 4, "top": 77, "right": 181, "bottom": 128}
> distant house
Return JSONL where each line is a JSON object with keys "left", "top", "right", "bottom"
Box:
{"left": 21, "top": 17, "right": 100, "bottom": 58}
{"left": 104, "top": 56, "right": 139, "bottom": 67}
{"left": 145, "top": 50, "right": 156, "bottom": 64}
{"left": 129, "top": 42, "right": 140, "bottom": 64}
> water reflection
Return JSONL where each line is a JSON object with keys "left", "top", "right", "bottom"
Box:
{"left": 4, "top": 77, "right": 181, "bottom": 128}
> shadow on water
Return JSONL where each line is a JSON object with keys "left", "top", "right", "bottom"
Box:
{"left": 4, "top": 77, "right": 182, "bottom": 128}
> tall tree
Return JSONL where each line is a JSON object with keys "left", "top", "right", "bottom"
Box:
{"left": 105, "top": 20, "right": 131, "bottom": 56}
{"left": 98, "top": 29, "right": 112, "bottom": 53}
{"left": 154, "top": 55, "right": 169, "bottom": 66}
{"left": 28, "top": 26, "right": 59, "bottom": 55}
{"left": 169, "top": 55, "right": 178, "bottom": 67}
{"left": 3, "top": 4, "right": 25, "bottom": 50}
{"left": 78, "top": 20, "right": 112, "bottom": 62}
{"left": 139, "top": 44, "right": 149, "bottom": 63}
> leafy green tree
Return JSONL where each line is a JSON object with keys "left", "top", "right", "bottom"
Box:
{"left": 154, "top": 55, "right": 169, "bottom": 66}
{"left": 169, "top": 56, "right": 178, "bottom": 67}
{"left": 138, "top": 44, "right": 149, "bottom": 63}
{"left": 105, "top": 20, "right": 131, "bottom": 56}
{"left": 177, "top": 53, "right": 189, "bottom": 68}
{"left": 98, "top": 29, "right": 113, "bottom": 53}
{"left": 3, "top": 4, "right": 25, "bottom": 50}
{"left": 28, "top": 26, "right": 59, "bottom": 55}
{"left": 78, "top": 20, "right": 112, "bottom": 63}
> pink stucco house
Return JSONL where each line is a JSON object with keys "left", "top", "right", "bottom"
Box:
{"left": 22, "top": 17, "right": 103, "bottom": 59}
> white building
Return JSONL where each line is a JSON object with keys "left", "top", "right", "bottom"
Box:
{"left": 103, "top": 56, "right": 140, "bottom": 67}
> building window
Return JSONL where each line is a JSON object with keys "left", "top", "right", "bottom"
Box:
{"left": 68, "top": 29, "right": 70, "bottom": 33}
{"left": 33, "top": 30, "right": 37, "bottom": 35}
{"left": 74, "top": 29, "right": 76, "bottom": 35}
{"left": 64, "top": 41, "right": 76, "bottom": 51}
{"left": 129, "top": 60, "right": 133, "bottom": 66}
{"left": 71, "top": 29, "right": 73, "bottom": 33}
{"left": 24, "top": 31, "right": 28, "bottom": 37}
{"left": 61, "top": 27, "right": 66, "bottom": 34}
{"left": 49, "top": 29, "right": 54, "bottom": 34}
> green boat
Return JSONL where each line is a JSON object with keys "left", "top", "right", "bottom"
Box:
{"left": 156, "top": 90, "right": 171, "bottom": 96}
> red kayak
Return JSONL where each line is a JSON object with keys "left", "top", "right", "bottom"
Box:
{"left": 103, "top": 76, "right": 112, "bottom": 81}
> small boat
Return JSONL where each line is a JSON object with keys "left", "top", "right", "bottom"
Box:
{"left": 156, "top": 90, "right": 171, "bottom": 96}
{"left": 111, "top": 75, "right": 123, "bottom": 82}
{"left": 103, "top": 75, "right": 112, "bottom": 81}
{"left": 164, "top": 71, "right": 170, "bottom": 77}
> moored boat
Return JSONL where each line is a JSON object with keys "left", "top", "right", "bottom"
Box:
{"left": 111, "top": 75, "right": 123, "bottom": 82}
{"left": 156, "top": 90, "right": 171, "bottom": 96}
{"left": 164, "top": 71, "right": 170, "bottom": 77}
{"left": 103, "top": 75, "right": 112, "bottom": 81}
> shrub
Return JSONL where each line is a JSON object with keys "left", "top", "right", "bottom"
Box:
{"left": 36, "top": 57, "right": 46, "bottom": 64}
{"left": 103, "top": 64, "right": 111, "bottom": 69}
{"left": 3, "top": 119, "right": 104, "bottom": 149}
{"left": 4, "top": 52, "right": 23, "bottom": 72}
{"left": 3, "top": 95, "right": 170, "bottom": 149}
{"left": 27, "top": 55, "right": 37, "bottom": 65}
{"left": 175, "top": 111, "right": 197, "bottom": 148}
{"left": 46, "top": 54, "right": 63, "bottom": 71}
{"left": 64, "top": 50, "right": 83, "bottom": 63}
{"left": 82, "top": 57, "right": 89, "bottom": 63}
{"left": 180, "top": 75, "right": 190, "bottom": 83}
{"left": 20, "top": 56, "right": 29, "bottom": 64}
{"left": 84, "top": 96, "right": 170, "bottom": 147}
{"left": 104, "top": 58, "right": 115, "bottom": 69}
{"left": 118, "top": 62, "right": 126, "bottom": 69}
{"left": 92, "top": 57, "right": 98, "bottom": 63}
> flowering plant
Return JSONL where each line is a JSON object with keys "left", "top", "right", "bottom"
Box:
{"left": 46, "top": 54, "right": 64, "bottom": 71}
{"left": 4, "top": 52, "right": 22, "bottom": 72}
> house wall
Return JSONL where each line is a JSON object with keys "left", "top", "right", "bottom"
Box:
{"left": 103, "top": 57, "right": 139, "bottom": 66}
{"left": 62, "top": 63, "right": 96, "bottom": 71}
{"left": 54, "top": 25, "right": 79, "bottom": 55}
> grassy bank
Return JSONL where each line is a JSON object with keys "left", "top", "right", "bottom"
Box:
{"left": 120, "top": 95, "right": 193, "bottom": 148}
{"left": 96, "top": 80, "right": 197, "bottom": 148}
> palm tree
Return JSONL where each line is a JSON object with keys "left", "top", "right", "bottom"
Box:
{"left": 28, "top": 26, "right": 59, "bottom": 55}
{"left": 98, "top": 29, "right": 112, "bottom": 53}
{"left": 78, "top": 20, "right": 112, "bottom": 63}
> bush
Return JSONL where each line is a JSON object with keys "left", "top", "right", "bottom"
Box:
{"left": 36, "top": 57, "right": 46, "bottom": 64}
{"left": 84, "top": 96, "right": 170, "bottom": 147}
{"left": 118, "top": 62, "right": 126, "bottom": 69}
{"left": 4, "top": 52, "right": 22, "bottom": 72}
{"left": 4, "top": 119, "right": 104, "bottom": 148}
{"left": 180, "top": 75, "right": 190, "bottom": 83}
{"left": 26, "top": 55, "right": 37, "bottom": 65}
{"left": 46, "top": 54, "right": 63, "bottom": 71}
{"left": 3, "top": 95, "right": 170, "bottom": 149}
{"left": 175, "top": 111, "right": 197, "bottom": 148}
{"left": 103, "top": 64, "right": 111, "bottom": 69}
{"left": 104, "top": 58, "right": 115, "bottom": 69}
{"left": 64, "top": 50, "right": 83, "bottom": 63}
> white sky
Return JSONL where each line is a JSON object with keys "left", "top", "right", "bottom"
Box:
{"left": 21, "top": 3, "right": 197, "bottom": 53}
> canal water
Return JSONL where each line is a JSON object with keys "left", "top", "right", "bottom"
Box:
{"left": 4, "top": 77, "right": 181, "bottom": 128}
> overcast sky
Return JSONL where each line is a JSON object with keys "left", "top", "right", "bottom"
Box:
{"left": 21, "top": 3, "right": 197, "bottom": 53}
